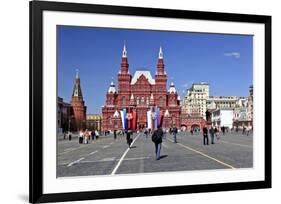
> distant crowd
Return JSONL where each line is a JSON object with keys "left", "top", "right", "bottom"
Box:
{"left": 61, "top": 124, "right": 252, "bottom": 161}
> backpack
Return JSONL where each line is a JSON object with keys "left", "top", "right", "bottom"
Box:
{"left": 152, "top": 132, "right": 157, "bottom": 142}
{"left": 152, "top": 130, "right": 161, "bottom": 143}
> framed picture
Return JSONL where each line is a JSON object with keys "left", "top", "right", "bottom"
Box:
{"left": 30, "top": 0, "right": 271, "bottom": 203}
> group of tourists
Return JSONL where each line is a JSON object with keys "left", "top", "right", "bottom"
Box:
{"left": 202, "top": 126, "right": 220, "bottom": 145}
{"left": 63, "top": 131, "right": 72, "bottom": 141}
{"left": 241, "top": 126, "right": 252, "bottom": 136}
{"left": 78, "top": 129, "right": 99, "bottom": 144}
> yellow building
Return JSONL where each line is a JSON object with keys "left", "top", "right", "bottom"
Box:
{"left": 86, "top": 114, "right": 102, "bottom": 131}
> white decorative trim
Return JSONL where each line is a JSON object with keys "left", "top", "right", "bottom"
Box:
{"left": 131, "top": 70, "right": 156, "bottom": 85}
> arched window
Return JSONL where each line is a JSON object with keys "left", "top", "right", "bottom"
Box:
{"left": 146, "top": 97, "right": 149, "bottom": 105}
{"left": 136, "top": 97, "right": 139, "bottom": 105}
{"left": 122, "top": 96, "right": 126, "bottom": 106}
{"left": 141, "top": 96, "right": 145, "bottom": 105}
{"left": 171, "top": 96, "right": 174, "bottom": 104}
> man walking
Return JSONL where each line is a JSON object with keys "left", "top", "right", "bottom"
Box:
{"left": 68, "top": 131, "right": 72, "bottom": 141}
{"left": 126, "top": 130, "right": 133, "bottom": 148}
{"left": 221, "top": 126, "right": 225, "bottom": 135}
{"left": 114, "top": 129, "right": 117, "bottom": 140}
{"left": 209, "top": 126, "right": 215, "bottom": 144}
{"left": 144, "top": 128, "right": 148, "bottom": 139}
{"left": 246, "top": 126, "right": 250, "bottom": 136}
{"left": 172, "top": 126, "right": 178, "bottom": 143}
{"left": 84, "top": 129, "right": 89, "bottom": 144}
{"left": 203, "top": 126, "right": 209, "bottom": 145}
{"left": 242, "top": 126, "right": 246, "bottom": 135}
{"left": 78, "top": 129, "right": 83, "bottom": 144}
{"left": 215, "top": 126, "right": 220, "bottom": 140}
{"left": 190, "top": 129, "right": 193, "bottom": 135}
{"left": 152, "top": 126, "right": 163, "bottom": 160}
{"left": 91, "top": 130, "right": 96, "bottom": 141}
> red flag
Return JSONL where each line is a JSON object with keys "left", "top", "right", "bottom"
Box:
{"left": 132, "top": 111, "right": 136, "bottom": 130}
{"left": 159, "top": 110, "right": 163, "bottom": 126}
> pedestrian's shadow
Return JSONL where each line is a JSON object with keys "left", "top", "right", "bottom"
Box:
{"left": 159, "top": 155, "right": 168, "bottom": 160}
{"left": 130, "top": 146, "right": 137, "bottom": 149}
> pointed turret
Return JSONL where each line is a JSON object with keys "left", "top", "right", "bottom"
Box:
{"left": 130, "top": 94, "right": 135, "bottom": 105}
{"left": 120, "top": 41, "right": 129, "bottom": 74}
{"left": 118, "top": 41, "right": 131, "bottom": 106}
{"left": 70, "top": 69, "right": 86, "bottom": 131}
{"left": 122, "top": 42, "right": 127, "bottom": 58}
{"left": 156, "top": 45, "right": 165, "bottom": 75}
{"left": 159, "top": 46, "right": 163, "bottom": 59}
{"left": 108, "top": 78, "right": 116, "bottom": 94}
{"left": 168, "top": 82, "right": 177, "bottom": 94}
{"left": 72, "top": 69, "right": 83, "bottom": 98}
{"left": 113, "top": 110, "right": 120, "bottom": 118}
{"left": 164, "top": 109, "right": 170, "bottom": 117}
{"left": 75, "top": 68, "right": 79, "bottom": 79}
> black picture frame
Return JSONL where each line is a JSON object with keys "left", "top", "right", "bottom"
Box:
{"left": 29, "top": 1, "right": 271, "bottom": 203}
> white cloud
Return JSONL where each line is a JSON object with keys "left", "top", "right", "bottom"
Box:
{"left": 224, "top": 52, "right": 240, "bottom": 59}
{"left": 181, "top": 83, "right": 189, "bottom": 88}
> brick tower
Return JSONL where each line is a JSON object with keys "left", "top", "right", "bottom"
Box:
{"left": 117, "top": 43, "right": 131, "bottom": 108}
{"left": 70, "top": 69, "right": 87, "bottom": 131}
{"left": 155, "top": 46, "right": 167, "bottom": 109}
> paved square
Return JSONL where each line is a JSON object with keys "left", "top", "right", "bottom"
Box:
{"left": 57, "top": 131, "right": 253, "bottom": 177}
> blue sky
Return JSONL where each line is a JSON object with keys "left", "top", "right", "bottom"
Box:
{"left": 57, "top": 26, "right": 253, "bottom": 114}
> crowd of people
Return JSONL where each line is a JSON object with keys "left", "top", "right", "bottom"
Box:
{"left": 64, "top": 129, "right": 98, "bottom": 144}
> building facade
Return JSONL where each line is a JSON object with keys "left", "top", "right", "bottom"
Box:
{"left": 102, "top": 45, "right": 181, "bottom": 131}
{"left": 211, "top": 108, "right": 234, "bottom": 129}
{"left": 57, "top": 97, "right": 73, "bottom": 133}
{"left": 247, "top": 85, "right": 253, "bottom": 122}
{"left": 57, "top": 71, "right": 87, "bottom": 132}
{"left": 233, "top": 86, "right": 253, "bottom": 129}
{"left": 182, "top": 83, "right": 209, "bottom": 119}
{"left": 207, "top": 96, "right": 240, "bottom": 110}
{"left": 86, "top": 114, "right": 102, "bottom": 131}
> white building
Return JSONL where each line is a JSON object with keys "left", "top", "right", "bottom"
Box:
{"left": 211, "top": 108, "right": 234, "bottom": 129}
{"left": 233, "top": 86, "right": 253, "bottom": 129}
{"left": 182, "top": 83, "right": 209, "bottom": 119}
{"left": 207, "top": 96, "right": 242, "bottom": 109}
{"left": 181, "top": 83, "right": 253, "bottom": 128}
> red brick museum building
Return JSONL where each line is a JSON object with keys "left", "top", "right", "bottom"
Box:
{"left": 101, "top": 45, "right": 181, "bottom": 131}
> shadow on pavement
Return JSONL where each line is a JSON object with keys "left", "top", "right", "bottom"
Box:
{"left": 159, "top": 155, "right": 168, "bottom": 160}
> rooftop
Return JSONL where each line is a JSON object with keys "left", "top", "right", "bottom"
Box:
{"left": 131, "top": 70, "right": 155, "bottom": 85}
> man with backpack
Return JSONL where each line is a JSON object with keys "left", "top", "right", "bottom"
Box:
{"left": 152, "top": 125, "right": 163, "bottom": 160}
